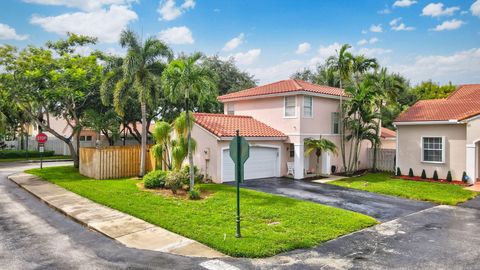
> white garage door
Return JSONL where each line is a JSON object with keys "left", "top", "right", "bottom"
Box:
{"left": 222, "top": 146, "right": 279, "bottom": 182}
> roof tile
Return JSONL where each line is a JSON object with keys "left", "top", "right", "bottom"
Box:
{"left": 395, "top": 84, "right": 480, "bottom": 122}
{"left": 218, "top": 79, "right": 346, "bottom": 101}
{"left": 193, "top": 113, "right": 286, "bottom": 138}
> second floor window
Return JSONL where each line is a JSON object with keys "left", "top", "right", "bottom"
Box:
{"left": 227, "top": 103, "right": 235, "bottom": 115}
{"left": 303, "top": 96, "right": 313, "bottom": 118}
{"left": 284, "top": 96, "right": 296, "bottom": 117}
{"left": 331, "top": 112, "right": 340, "bottom": 134}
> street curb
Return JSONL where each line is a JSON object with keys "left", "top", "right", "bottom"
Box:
{"left": 7, "top": 172, "right": 226, "bottom": 259}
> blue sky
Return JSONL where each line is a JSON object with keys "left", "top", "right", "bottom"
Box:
{"left": 1, "top": 0, "right": 479, "bottom": 85}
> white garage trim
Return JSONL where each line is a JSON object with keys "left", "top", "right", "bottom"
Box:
{"left": 220, "top": 144, "right": 281, "bottom": 182}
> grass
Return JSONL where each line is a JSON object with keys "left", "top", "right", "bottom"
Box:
{"left": 0, "top": 155, "right": 71, "bottom": 163}
{"left": 329, "top": 173, "right": 478, "bottom": 205}
{"left": 26, "top": 166, "right": 376, "bottom": 258}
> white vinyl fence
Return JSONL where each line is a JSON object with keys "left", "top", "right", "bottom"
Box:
{"left": 368, "top": 148, "right": 396, "bottom": 172}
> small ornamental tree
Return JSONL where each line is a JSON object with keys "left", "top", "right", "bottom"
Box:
{"left": 421, "top": 169, "right": 427, "bottom": 179}
{"left": 396, "top": 167, "right": 402, "bottom": 176}
{"left": 446, "top": 171, "right": 453, "bottom": 182}
{"left": 408, "top": 168, "right": 414, "bottom": 177}
{"left": 433, "top": 170, "right": 439, "bottom": 181}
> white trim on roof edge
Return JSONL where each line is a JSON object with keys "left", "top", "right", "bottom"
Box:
{"left": 219, "top": 136, "right": 287, "bottom": 141}
{"left": 393, "top": 120, "right": 462, "bottom": 125}
{"left": 219, "top": 90, "right": 349, "bottom": 103}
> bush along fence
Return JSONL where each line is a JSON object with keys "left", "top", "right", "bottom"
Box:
{"left": 79, "top": 145, "right": 156, "bottom": 179}
{"left": 0, "top": 150, "right": 55, "bottom": 159}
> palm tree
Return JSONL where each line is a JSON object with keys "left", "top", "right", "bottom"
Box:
{"left": 304, "top": 138, "right": 337, "bottom": 174}
{"left": 326, "top": 44, "right": 354, "bottom": 173}
{"left": 151, "top": 121, "right": 173, "bottom": 170}
{"left": 116, "top": 30, "right": 172, "bottom": 176}
{"left": 162, "top": 53, "right": 217, "bottom": 191}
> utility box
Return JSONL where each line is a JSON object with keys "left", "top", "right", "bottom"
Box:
{"left": 204, "top": 147, "right": 210, "bottom": 160}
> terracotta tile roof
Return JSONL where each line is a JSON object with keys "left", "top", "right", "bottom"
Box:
{"left": 381, "top": 127, "right": 396, "bottom": 138}
{"left": 395, "top": 84, "right": 480, "bottom": 122}
{"left": 218, "top": 79, "right": 347, "bottom": 101}
{"left": 447, "top": 84, "right": 480, "bottom": 100}
{"left": 193, "top": 113, "right": 286, "bottom": 138}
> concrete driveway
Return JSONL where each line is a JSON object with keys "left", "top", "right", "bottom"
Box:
{"left": 234, "top": 177, "right": 434, "bottom": 221}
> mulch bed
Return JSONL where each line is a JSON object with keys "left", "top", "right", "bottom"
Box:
{"left": 394, "top": 175, "right": 468, "bottom": 186}
{"left": 136, "top": 183, "right": 214, "bottom": 200}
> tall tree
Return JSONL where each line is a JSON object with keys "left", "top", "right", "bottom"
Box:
{"left": 117, "top": 30, "right": 173, "bottom": 176}
{"left": 162, "top": 52, "right": 217, "bottom": 191}
{"left": 0, "top": 36, "right": 102, "bottom": 167}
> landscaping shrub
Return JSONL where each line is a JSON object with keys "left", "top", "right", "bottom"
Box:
{"left": 408, "top": 168, "right": 414, "bottom": 177}
{"left": 421, "top": 169, "right": 427, "bottom": 179}
{"left": 181, "top": 165, "right": 204, "bottom": 184}
{"left": 188, "top": 187, "right": 201, "bottom": 200}
{"left": 396, "top": 167, "right": 402, "bottom": 176}
{"left": 0, "top": 150, "right": 55, "bottom": 159}
{"left": 165, "top": 171, "right": 185, "bottom": 194}
{"left": 433, "top": 170, "right": 439, "bottom": 181}
{"left": 143, "top": 170, "right": 167, "bottom": 189}
{"left": 446, "top": 171, "right": 453, "bottom": 182}
{"left": 462, "top": 171, "right": 468, "bottom": 183}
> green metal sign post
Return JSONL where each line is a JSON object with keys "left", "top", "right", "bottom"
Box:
{"left": 229, "top": 130, "right": 249, "bottom": 238}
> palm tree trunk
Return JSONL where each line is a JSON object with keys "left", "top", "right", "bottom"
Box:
{"left": 339, "top": 80, "right": 347, "bottom": 173}
{"left": 185, "top": 108, "right": 195, "bottom": 191}
{"left": 316, "top": 155, "right": 320, "bottom": 174}
{"left": 139, "top": 101, "right": 147, "bottom": 177}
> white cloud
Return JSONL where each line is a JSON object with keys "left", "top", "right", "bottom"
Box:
{"left": 357, "top": 47, "right": 392, "bottom": 57}
{"left": 295, "top": 42, "right": 311, "bottom": 54}
{"left": 472, "top": 0, "right": 480, "bottom": 17}
{"left": 432, "top": 19, "right": 464, "bottom": 31}
{"left": 390, "top": 48, "right": 480, "bottom": 84}
{"left": 222, "top": 33, "right": 244, "bottom": 52}
{"left": 361, "top": 30, "right": 367, "bottom": 34}
{"left": 422, "top": 3, "right": 460, "bottom": 17}
{"left": 30, "top": 5, "right": 137, "bottom": 43}
{"left": 247, "top": 59, "right": 305, "bottom": 84}
{"left": 317, "top": 42, "right": 342, "bottom": 59}
{"left": 369, "top": 24, "right": 383, "bottom": 33}
{"left": 357, "top": 38, "right": 379, "bottom": 46}
{"left": 230, "top": 49, "right": 261, "bottom": 65}
{"left": 23, "top": 0, "right": 136, "bottom": 11}
{"left": 390, "top": 17, "right": 415, "bottom": 31}
{"left": 158, "top": 26, "right": 194, "bottom": 44}
{"left": 357, "top": 39, "right": 368, "bottom": 46}
{"left": 378, "top": 8, "right": 391, "bottom": 14}
{"left": 157, "top": 0, "right": 195, "bottom": 21}
{"left": 393, "top": 0, "right": 417, "bottom": 7}
{"left": 0, "top": 23, "right": 28, "bottom": 40}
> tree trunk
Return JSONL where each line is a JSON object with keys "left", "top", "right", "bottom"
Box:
{"left": 372, "top": 124, "right": 380, "bottom": 172}
{"left": 68, "top": 141, "right": 79, "bottom": 168}
{"left": 316, "top": 154, "right": 320, "bottom": 175}
{"left": 339, "top": 80, "right": 347, "bottom": 173}
{"left": 186, "top": 109, "right": 195, "bottom": 192}
{"left": 139, "top": 101, "right": 147, "bottom": 177}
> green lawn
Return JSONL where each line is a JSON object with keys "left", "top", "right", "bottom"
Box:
{"left": 26, "top": 166, "right": 376, "bottom": 258}
{"left": 0, "top": 155, "right": 72, "bottom": 163}
{"left": 329, "top": 173, "right": 478, "bottom": 205}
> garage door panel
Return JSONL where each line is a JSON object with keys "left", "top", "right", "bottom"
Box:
{"left": 222, "top": 147, "right": 278, "bottom": 182}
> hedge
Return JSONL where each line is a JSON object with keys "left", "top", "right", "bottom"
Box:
{"left": 0, "top": 150, "right": 55, "bottom": 159}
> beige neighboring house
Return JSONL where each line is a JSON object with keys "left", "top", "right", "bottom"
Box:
{"left": 394, "top": 84, "right": 480, "bottom": 183}
{"left": 380, "top": 127, "right": 396, "bottom": 149}
{"left": 191, "top": 79, "right": 372, "bottom": 183}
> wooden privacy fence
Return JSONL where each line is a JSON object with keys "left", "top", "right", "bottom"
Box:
{"left": 80, "top": 145, "right": 156, "bottom": 179}
{"left": 368, "top": 148, "right": 396, "bottom": 172}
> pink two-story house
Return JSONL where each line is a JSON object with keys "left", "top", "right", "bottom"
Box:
{"left": 191, "top": 79, "right": 371, "bottom": 183}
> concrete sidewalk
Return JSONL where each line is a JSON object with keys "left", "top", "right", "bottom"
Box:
{"left": 8, "top": 172, "right": 225, "bottom": 258}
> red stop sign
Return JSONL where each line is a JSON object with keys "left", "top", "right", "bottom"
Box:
{"left": 36, "top": 133, "right": 48, "bottom": 144}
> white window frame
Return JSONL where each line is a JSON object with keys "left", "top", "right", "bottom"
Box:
{"left": 227, "top": 103, "right": 235, "bottom": 115}
{"left": 283, "top": 96, "right": 296, "bottom": 118}
{"left": 303, "top": 96, "right": 313, "bottom": 118}
{"left": 331, "top": 112, "right": 340, "bottom": 134}
{"left": 421, "top": 136, "right": 445, "bottom": 164}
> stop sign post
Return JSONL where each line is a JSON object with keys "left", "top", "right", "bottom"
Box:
{"left": 229, "top": 130, "right": 250, "bottom": 238}
{"left": 36, "top": 133, "right": 48, "bottom": 169}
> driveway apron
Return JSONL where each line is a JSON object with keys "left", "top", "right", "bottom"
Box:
{"left": 232, "top": 178, "right": 434, "bottom": 221}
